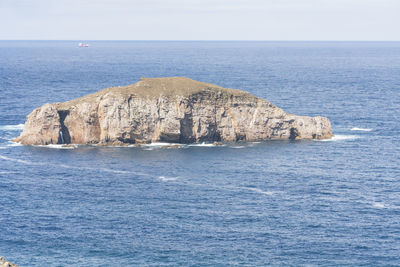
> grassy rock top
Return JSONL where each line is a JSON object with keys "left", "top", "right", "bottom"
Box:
{"left": 57, "top": 77, "right": 253, "bottom": 109}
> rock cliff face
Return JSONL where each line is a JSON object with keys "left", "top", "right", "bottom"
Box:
{"left": 14, "top": 77, "right": 333, "bottom": 145}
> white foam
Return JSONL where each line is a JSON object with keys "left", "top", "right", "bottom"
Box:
{"left": 230, "top": 146, "right": 245, "bottom": 149}
{"left": 372, "top": 202, "right": 385, "bottom": 208}
{"left": 188, "top": 142, "right": 219, "bottom": 147}
{"left": 101, "top": 143, "right": 139, "bottom": 148}
{"left": 143, "top": 142, "right": 174, "bottom": 147}
{"left": 158, "top": 176, "right": 178, "bottom": 182}
{"left": 0, "top": 124, "right": 24, "bottom": 131}
{"left": 6, "top": 142, "right": 22, "bottom": 147}
{"left": 319, "top": 135, "right": 360, "bottom": 142}
{"left": 239, "top": 187, "right": 274, "bottom": 195}
{"left": 351, "top": 127, "right": 373, "bottom": 132}
{"left": 0, "top": 135, "right": 12, "bottom": 141}
{"left": 141, "top": 142, "right": 182, "bottom": 148}
{"left": 99, "top": 167, "right": 132, "bottom": 174}
{"left": 249, "top": 142, "right": 261, "bottom": 146}
{"left": 58, "top": 163, "right": 135, "bottom": 174}
{"left": 0, "top": 171, "right": 16, "bottom": 175}
{"left": 33, "top": 144, "right": 77, "bottom": 149}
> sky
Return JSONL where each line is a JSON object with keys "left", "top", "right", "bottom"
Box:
{"left": 0, "top": 0, "right": 399, "bottom": 40}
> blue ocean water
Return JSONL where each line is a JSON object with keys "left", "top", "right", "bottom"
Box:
{"left": 0, "top": 41, "right": 400, "bottom": 266}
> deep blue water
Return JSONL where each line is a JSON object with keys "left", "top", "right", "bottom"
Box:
{"left": 0, "top": 41, "right": 400, "bottom": 266}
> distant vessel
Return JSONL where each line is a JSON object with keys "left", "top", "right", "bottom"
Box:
{"left": 78, "top": 43, "right": 89, "bottom": 47}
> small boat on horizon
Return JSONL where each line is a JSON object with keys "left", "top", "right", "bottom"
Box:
{"left": 78, "top": 43, "right": 89, "bottom": 47}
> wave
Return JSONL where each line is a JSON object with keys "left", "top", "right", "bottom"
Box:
{"left": 158, "top": 176, "right": 178, "bottom": 182}
{"left": 372, "top": 202, "right": 385, "bottom": 208}
{"left": 248, "top": 142, "right": 261, "bottom": 146}
{"left": 6, "top": 142, "right": 23, "bottom": 147}
{"left": 33, "top": 144, "right": 77, "bottom": 149}
{"left": 0, "top": 135, "right": 12, "bottom": 141}
{"left": 234, "top": 186, "right": 274, "bottom": 195}
{"left": 244, "top": 187, "right": 274, "bottom": 195}
{"left": 143, "top": 142, "right": 177, "bottom": 147}
{"left": 162, "top": 179, "right": 275, "bottom": 197}
{"left": 351, "top": 127, "right": 373, "bottom": 132}
{"left": 178, "top": 181, "right": 274, "bottom": 196}
{"left": 98, "top": 167, "right": 133, "bottom": 174}
{"left": 319, "top": 135, "right": 360, "bottom": 142}
{"left": 0, "top": 155, "right": 42, "bottom": 165}
{"left": 3, "top": 142, "right": 76, "bottom": 149}
{"left": 0, "top": 171, "right": 17, "bottom": 175}
{"left": 57, "top": 163, "right": 136, "bottom": 174}
{"left": 188, "top": 142, "right": 221, "bottom": 147}
{"left": 0, "top": 155, "right": 138, "bottom": 175}
{"left": 141, "top": 142, "right": 184, "bottom": 149}
{"left": 0, "top": 124, "right": 24, "bottom": 131}
{"left": 230, "top": 146, "right": 245, "bottom": 149}
{"left": 70, "top": 165, "right": 149, "bottom": 176}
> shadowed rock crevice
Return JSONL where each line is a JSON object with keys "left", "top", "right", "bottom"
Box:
{"left": 235, "top": 132, "right": 247, "bottom": 142}
{"left": 117, "top": 136, "right": 135, "bottom": 144}
{"left": 57, "top": 110, "right": 71, "bottom": 144}
{"left": 159, "top": 132, "right": 181, "bottom": 143}
{"left": 289, "top": 127, "right": 299, "bottom": 140}
{"left": 179, "top": 113, "right": 195, "bottom": 143}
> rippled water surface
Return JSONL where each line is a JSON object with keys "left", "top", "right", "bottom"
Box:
{"left": 1, "top": 41, "right": 400, "bottom": 266}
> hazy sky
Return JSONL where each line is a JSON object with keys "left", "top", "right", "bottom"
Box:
{"left": 0, "top": 0, "right": 399, "bottom": 40}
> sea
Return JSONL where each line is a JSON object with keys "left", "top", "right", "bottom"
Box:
{"left": 0, "top": 41, "right": 399, "bottom": 266}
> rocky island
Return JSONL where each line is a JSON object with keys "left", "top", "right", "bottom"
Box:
{"left": 14, "top": 77, "right": 332, "bottom": 145}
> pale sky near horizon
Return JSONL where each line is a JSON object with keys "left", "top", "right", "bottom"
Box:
{"left": 0, "top": 0, "right": 399, "bottom": 40}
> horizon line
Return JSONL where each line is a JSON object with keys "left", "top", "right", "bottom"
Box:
{"left": 1, "top": 39, "right": 400, "bottom": 42}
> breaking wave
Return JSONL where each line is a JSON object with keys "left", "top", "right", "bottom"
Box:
{"left": 141, "top": 142, "right": 184, "bottom": 149}
{"left": 158, "top": 176, "right": 178, "bottom": 182}
{"left": 351, "top": 127, "right": 373, "bottom": 132}
{"left": 188, "top": 142, "right": 221, "bottom": 147}
{"left": 7, "top": 142, "right": 22, "bottom": 147}
{"left": 0, "top": 171, "right": 17, "bottom": 175}
{"left": 372, "top": 202, "right": 385, "bottom": 208}
{"left": 0, "top": 124, "right": 24, "bottom": 131}
{"left": 230, "top": 146, "right": 246, "bottom": 149}
{"left": 240, "top": 187, "right": 274, "bottom": 195}
{"left": 58, "top": 163, "right": 137, "bottom": 174}
{"left": 143, "top": 142, "right": 178, "bottom": 147}
{"left": 319, "top": 135, "right": 360, "bottom": 142}
{"left": 33, "top": 144, "right": 78, "bottom": 150}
